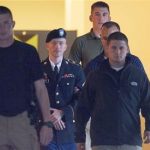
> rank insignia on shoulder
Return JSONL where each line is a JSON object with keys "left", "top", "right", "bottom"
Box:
{"left": 66, "top": 59, "right": 76, "bottom": 64}
{"left": 66, "top": 59, "right": 81, "bottom": 66}
{"left": 65, "top": 60, "right": 69, "bottom": 64}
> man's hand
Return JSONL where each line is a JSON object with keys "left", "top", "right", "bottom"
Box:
{"left": 76, "top": 143, "right": 85, "bottom": 150}
{"left": 53, "top": 119, "right": 65, "bottom": 130}
{"left": 49, "top": 108, "right": 66, "bottom": 130}
{"left": 40, "top": 125, "right": 53, "bottom": 146}
{"left": 143, "top": 130, "right": 150, "bottom": 144}
{"left": 49, "top": 108, "right": 63, "bottom": 122}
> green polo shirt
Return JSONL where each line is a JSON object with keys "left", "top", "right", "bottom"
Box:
{"left": 69, "top": 29, "right": 103, "bottom": 68}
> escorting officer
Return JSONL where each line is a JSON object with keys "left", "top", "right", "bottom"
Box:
{"left": 0, "top": 6, "right": 53, "bottom": 150}
{"left": 42, "top": 28, "right": 85, "bottom": 150}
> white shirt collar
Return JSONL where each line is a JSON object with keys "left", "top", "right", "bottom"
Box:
{"left": 49, "top": 59, "right": 62, "bottom": 72}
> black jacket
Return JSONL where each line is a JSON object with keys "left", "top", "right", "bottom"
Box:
{"left": 42, "top": 58, "right": 85, "bottom": 144}
{"left": 76, "top": 60, "right": 150, "bottom": 147}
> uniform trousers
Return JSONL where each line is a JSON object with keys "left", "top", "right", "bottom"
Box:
{"left": 47, "top": 141, "right": 76, "bottom": 150}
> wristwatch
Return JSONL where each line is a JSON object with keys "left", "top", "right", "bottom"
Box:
{"left": 42, "top": 121, "right": 53, "bottom": 128}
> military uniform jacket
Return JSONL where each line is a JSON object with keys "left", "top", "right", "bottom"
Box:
{"left": 42, "top": 58, "right": 85, "bottom": 144}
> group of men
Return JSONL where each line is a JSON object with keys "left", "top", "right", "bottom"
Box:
{"left": 0, "top": 1, "right": 150, "bottom": 150}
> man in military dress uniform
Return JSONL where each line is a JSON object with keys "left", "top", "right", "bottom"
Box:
{"left": 42, "top": 28, "right": 85, "bottom": 150}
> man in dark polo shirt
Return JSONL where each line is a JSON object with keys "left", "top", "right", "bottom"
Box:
{"left": 0, "top": 6, "right": 53, "bottom": 150}
{"left": 69, "top": 1, "right": 111, "bottom": 68}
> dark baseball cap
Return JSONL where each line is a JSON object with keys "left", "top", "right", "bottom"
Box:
{"left": 45, "top": 28, "right": 66, "bottom": 43}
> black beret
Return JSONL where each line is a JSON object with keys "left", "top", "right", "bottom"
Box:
{"left": 46, "top": 28, "right": 66, "bottom": 43}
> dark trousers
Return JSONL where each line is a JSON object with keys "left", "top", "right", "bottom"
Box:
{"left": 45, "top": 141, "right": 76, "bottom": 150}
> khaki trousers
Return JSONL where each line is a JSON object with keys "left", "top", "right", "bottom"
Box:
{"left": 0, "top": 111, "right": 40, "bottom": 150}
{"left": 92, "top": 145, "right": 142, "bottom": 150}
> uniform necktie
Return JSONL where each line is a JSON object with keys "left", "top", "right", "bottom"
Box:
{"left": 54, "top": 65, "right": 59, "bottom": 81}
